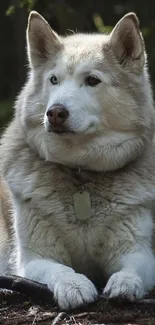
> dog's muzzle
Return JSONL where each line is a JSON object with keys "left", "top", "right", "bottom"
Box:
{"left": 46, "top": 104, "right": 69, "bottom": 126}
{"left": 46, "top": 104, "right": 74, "bottom": 134}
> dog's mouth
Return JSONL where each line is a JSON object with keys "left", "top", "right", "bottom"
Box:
{"left": 47, "top": 125, "right": 75, "bottom": 135}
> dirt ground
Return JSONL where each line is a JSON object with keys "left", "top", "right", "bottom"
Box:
{"left": 1, "top": 290, "right": 155, "bottom": 325}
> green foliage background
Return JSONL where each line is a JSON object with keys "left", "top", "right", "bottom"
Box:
{"left": 1, "top": 0, "right": 155, "bottom": 130}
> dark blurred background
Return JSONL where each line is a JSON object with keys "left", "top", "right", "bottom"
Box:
{"left": 1, "top": 0, "right": 155, "bottom": 131}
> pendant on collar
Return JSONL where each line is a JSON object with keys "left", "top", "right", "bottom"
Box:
{"left": 73, "top": 168, "right": 92, "bottom": 220}
{"left": 73, "top": 190, "right": 92, "bottom": 220}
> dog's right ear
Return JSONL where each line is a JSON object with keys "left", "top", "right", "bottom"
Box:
{"left": 27, "top": 11, "right": 62, "bottom": 68}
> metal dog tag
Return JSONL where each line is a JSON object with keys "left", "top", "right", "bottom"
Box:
{"left": 73, "top": 191, "right": 92, "bottom": 220}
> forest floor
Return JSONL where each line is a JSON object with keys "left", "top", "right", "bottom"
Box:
{"left": 1, "top": 289, "right": 155, "bottom": 325}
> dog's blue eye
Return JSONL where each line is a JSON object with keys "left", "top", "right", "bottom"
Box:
{"left": 50, "top": 75, "right": 58, "bottom": 85}
{"left": 85, "top": 76, "right": 101, "bottom": 87}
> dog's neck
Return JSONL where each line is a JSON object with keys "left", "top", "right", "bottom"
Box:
{"left": 74, "top": 168, "right": 85, "bottom": 193}
{"left": 60, "top": 164, "right": 98, "bottom": 188}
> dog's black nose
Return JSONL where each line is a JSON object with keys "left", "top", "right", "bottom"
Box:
{"left": 46, "top": 104, "right": 69, "bottom": 125}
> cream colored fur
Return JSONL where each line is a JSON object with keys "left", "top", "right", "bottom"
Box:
{"left": 1, "top": 11, "right": 155, "bottom": 309}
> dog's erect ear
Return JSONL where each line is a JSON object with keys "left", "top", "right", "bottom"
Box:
{"left": 109, "top": 13, "right": 145, "bottom": 73}
{"left": 27, "top": 11, "right": 62, "bottom": 68}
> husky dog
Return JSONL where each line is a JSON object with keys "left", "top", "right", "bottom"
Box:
{"left": 1, "top": 11, "right": 155, "bottom": 310}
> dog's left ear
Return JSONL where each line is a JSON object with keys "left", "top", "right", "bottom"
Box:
{"left": 27, "top": 11, "right": 62, "bottom": 68}
{"left": 109, "top": 13, "right": 145, "bottom": 73}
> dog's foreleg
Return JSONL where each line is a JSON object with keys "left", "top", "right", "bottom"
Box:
{"left": 23, "top": 258, "right": 98, "bottom": 309}
{"left": 103, "top": 248, "right": 155, "bottom": 300}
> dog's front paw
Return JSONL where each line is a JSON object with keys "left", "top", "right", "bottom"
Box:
{"left": 51, "top": 273, "right": 98, "bottom": 310}
{"left": 103, "top": 271, "right": 144, "bottom": 301}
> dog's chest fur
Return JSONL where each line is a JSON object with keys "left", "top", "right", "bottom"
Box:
{"left": 8, "top": 144, "right": 153, "bottom": 284}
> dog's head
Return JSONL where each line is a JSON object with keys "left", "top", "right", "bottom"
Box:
{"left": 18, "top": 11, "right": 155, "bottom": 171}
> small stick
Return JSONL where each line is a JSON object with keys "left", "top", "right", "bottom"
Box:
{"left": 52, "top": 312, "right": 68, "bottom": 325}
{"left": 0, "top": 275, "right": 54, "bottom": 303}
{"left": 136, "top": 298, "right": 155, "bottom": 304}
{"left": 99, "top": 295, "right": 155, "bottom": 305}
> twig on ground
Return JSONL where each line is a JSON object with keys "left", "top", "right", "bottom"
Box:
{"left": 52, "top": 312, "right": 68, "bottom": 325}
{"left": 0, "top": 275, "right": 54, "bottom": 303}
{"left": 99, "top": 294, "right": 155, "bottom": 305}
{"left": 137, "top": 298, "right": 155, "bottom": 304}
{"left": 32, "top": 314, "right": 37, "bottom": 325}
{"left": 73, "top": 312, "right": 98, "bottom": 318}
{"left": 0, "top": 307, "right": 9, "bottom": 312}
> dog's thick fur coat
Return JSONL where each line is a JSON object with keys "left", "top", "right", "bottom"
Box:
{"left": 1, "top": 11, "right": 155, "bottom": 309}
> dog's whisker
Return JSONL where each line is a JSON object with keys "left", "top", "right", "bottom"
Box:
{"left": 28, "top": 113, "right": 44, "bottom": 118}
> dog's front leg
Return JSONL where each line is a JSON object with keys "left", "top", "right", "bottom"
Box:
{"left": 23, "top": 258, "right": 98, "bottom": 309}
{"left": 103, "top": 248, "right": 155, "bottom": 301}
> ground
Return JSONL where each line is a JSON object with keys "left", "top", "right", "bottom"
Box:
{"left": 1, "top": 289, "right": 155, "bottom": 325}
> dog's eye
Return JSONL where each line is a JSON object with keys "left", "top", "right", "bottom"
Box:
{"left": 85, "top": 76, "right": 101, "bottom": 87}
{"left": 50, "top": 75, "right": 58, "bottom": 85}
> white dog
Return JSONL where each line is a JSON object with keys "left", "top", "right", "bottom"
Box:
{"left": 1, "top": 11, "right": 155, "bottom": 310}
